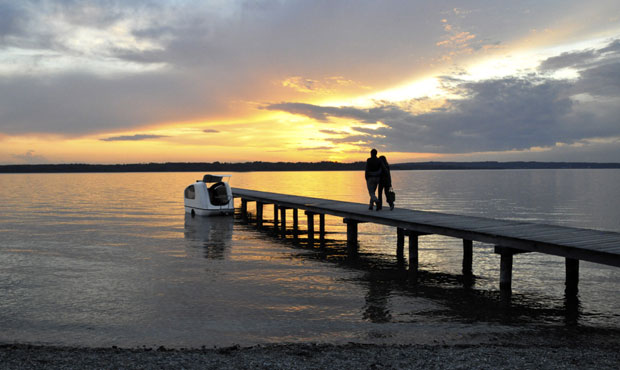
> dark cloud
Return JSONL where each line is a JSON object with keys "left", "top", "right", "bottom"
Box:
{"left": 0, "top": 2, "right": 25, "bottom": 38}
{"left": 575, "top": 61, "right": 620, "bottom": 97}
{"left": 0, "top": 72, "right": 211, "bottom": 134}
{"left": 3, "top": 0, "right": 581, "bottom": 137}
{"left": 100, "top": 134, "right": 168, "bottom": 141}
{"left": 203, "top": 129, "right": 219, "bottom": 133}
{"left": 539, "top": 50, "right": 599, "bottom": 71}
{"left": 263, "top": 102, "right": 412, "bottom": 124}
{"left": 269, "top": 70, "right": 620, "bottom": 153}
{"left": 539, "top": 39, "right": 620, "bottom": 72}
{"left": 319, "top": 129, "right": 348, "bottom": 135}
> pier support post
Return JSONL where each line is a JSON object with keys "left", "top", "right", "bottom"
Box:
{"left": 408, "top": 231, "right": 419, "bottom": 280}
{"left": 256, "top": 202, "right": 263, "bottom": 229}
{"left": 241, "top": 199, "right": 248, "bottom": 223}
{"left": 280, "top": 207, "right": 287, "bottom": 238}
{"left": 319, "top": 214, "right": 325, "bottom": 246}
{"left": 273, "top": 204, "right": 279, "bottom": 234}
{"left": 463, "top": 239, "right": 473, "bottom": 279}
{"left": 305, "top": 211, "right": 315, "bottom": 244}
{"left": 293, "top": 208, "right": 299, "bottom": 239}
{"left": 344, "top": 218, "right": 358, "bottom": 255}
{"left": 494, "top": 246, "right": 528, "bottom": 296}
{"left": 396, "top": 228, "right": 405, "bottom": 260}
{"left": 495, "top": 246, "right": 530, "bottom": 296}
{"left": 565, "top": 258, "right": 579, "bottom": 296}
{"left": 499, "top": 250, "right": 513, "bottom": 294}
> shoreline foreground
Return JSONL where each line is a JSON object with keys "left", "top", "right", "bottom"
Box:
{"left": 2, "top": 327, "right": 619, "bottom": 369}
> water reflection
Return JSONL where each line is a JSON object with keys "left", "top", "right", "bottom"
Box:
{"left": 184, "top": 214, "right": 233, "bottom": 259}
{"left": 264, "top": 224, "right": 588, "bottom": 326}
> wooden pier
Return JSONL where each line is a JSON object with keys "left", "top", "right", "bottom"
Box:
{"left": 233, "top": 188, "right": 620, "bottom": 296}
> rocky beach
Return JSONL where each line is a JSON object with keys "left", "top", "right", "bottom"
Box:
{"left": 2, "top": 327, "right": 618, "bottom": 369}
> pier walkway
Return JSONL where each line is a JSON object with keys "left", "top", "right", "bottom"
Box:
{"left": 232, "top": 188, "right": 620, "bottom": 295}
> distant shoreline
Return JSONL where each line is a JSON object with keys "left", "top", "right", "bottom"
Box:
{"left": 1, "top": 161, "right": 620, "bottom": 173}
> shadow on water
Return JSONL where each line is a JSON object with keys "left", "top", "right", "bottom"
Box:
{"left": 238, "top": 213, "right": 594, "bottom": 328}
{"left": 184, "top": 213, "right": 234, "bottom": 259}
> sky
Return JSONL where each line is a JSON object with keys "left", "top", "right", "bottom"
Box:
{"left": 1, "top": 0, "right": 620, "bottom": 164}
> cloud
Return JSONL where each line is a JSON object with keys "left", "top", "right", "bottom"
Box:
{"left": 11, "top": 150, "right": 47, "bottom": 163}
{"left": 100, "top": 134, "right": 168, "bottom": 141}
{"left": 319, "top": 129, "right": 348, "bottom": 135}
{"left": 0, "top": 3, "right": 25, "bottom": 38}
{"left": 281, "top": 76, "right": 365, "bottom": 94}
{"left": 3, "top": 1, "right": 580, "bottom": 136}
{"left": 268, "top": 40, "right": 620, "bottom": 154}
{"left": 1, "top": 0, "right": 619, "bottom": 168}
{"left": 539, "top": 39, "right": 620, "bottom": 72}
{"left": 263, "top": 102, "right": 412, "bottom": 124}
{"left": 203, "top": 129, "right": 219, "bottom": 133}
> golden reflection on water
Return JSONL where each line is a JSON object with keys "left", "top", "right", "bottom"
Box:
{"left": 1, "top": 170, "right": 620, "bottom": 347}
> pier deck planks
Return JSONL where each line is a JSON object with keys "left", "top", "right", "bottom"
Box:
{"left": 232, "top": 188, "right": 620, "bottom": 267}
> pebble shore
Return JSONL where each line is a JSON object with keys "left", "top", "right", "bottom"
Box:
{"left": 2, "top": 328, "right": 619, "bottom": 369}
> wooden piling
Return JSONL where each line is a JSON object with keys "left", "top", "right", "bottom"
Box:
{"left": 319, "top": 213, "right": 325, "bottom": 246}
{"left": 463, "top": 239, "right": 473, "bottom": 278}
{"left": 273, "top": 204, "right": 279, "bottom": 234}
{"left": 344, "top": 218, "right": 358, "bottom": 253}
{"left": 397, "top": 228, "right": 405, "bottom": 260}
{"left": 256, "top": 201, "right": 263, "bottom": 229}
{"left": 499, "top": 251, "right": 513, "bottom": 294}
{"left": 280, "top": 207, "right": 287, "bottom": 238}
{"left": 305, "top": 211, "right": 315, "bottom": 242}
{"left": 565, "top": 258, "right": 579, "bottom": 296}
{"left": 408, "top": 231, "right": 419, "bottom": 279}
{"left": 293, "top": 208, "right": 299, "bottom": 239}
{"left": 241, "top": 199, "right": 248, "bottom": 222}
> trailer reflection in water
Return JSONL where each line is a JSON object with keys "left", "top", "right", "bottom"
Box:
{"left": 184, "top": 213, "right": 234, "bottom": 259}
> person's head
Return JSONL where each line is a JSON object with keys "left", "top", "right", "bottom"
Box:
{"left": 379, "top": 155, "right": 388, "bottom": 164}
{"left": 370, "top": 149, "right": 377, "bottom": 157}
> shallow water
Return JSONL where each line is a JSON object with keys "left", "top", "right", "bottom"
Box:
{"left": 0, "top": 170, "right": 618, "bottom": 347}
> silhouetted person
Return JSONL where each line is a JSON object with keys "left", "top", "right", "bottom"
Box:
{"left": 365, "top": 149, "right": 382, "bottom": 210}
{"left": 377, "top": 155, "right": 394, "bottom": 210}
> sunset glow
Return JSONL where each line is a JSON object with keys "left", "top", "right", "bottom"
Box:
{"left": 2, "top": 1, "right": 620, "bottom": 164}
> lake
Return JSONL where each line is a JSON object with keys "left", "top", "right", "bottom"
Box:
{"left": 0, "top": 170, "right": 618, "bottom": 348}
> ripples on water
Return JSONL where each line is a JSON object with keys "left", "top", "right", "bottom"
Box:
{"left": 0, "top": 170, "right": 618, "bottom": 347}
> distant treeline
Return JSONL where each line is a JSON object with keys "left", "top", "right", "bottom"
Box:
{"left": 1, "top": 161, "right": 620, "bottom": 173}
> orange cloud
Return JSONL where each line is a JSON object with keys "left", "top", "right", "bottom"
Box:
{"left": 281, "top": 76, "right": 369, "bottom": 95}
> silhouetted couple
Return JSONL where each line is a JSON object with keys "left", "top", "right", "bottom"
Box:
{"left": 364, "top": 149, "right": 394, "bottom": 211}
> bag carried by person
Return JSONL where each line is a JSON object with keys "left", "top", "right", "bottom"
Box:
{"left": 387, "top": 187, "right": 396, "bottom": 203}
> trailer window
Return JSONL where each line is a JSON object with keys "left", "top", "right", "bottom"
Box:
{"left": 185, "top": 185, "right": 195, "bottom": 199}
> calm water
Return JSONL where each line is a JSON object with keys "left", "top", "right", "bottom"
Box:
{"left": 0, "top": 170, "right": 619, "bottom": 347}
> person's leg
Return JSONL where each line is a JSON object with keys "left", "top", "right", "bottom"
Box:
{"left": 366, "top": 177, "right": 379, "bottom": 209}
{"left": 377, "top": 182, "right": 384, "bottom": 210}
